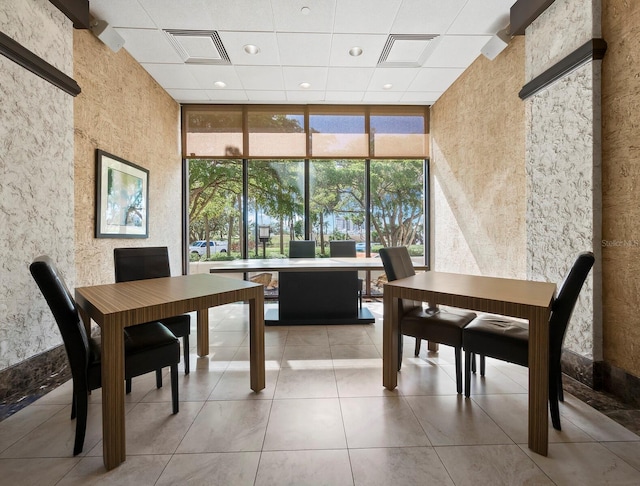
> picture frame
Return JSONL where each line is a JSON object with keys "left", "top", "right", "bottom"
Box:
{"left": 95, "top": 149, "right": 149, "bottom": 238}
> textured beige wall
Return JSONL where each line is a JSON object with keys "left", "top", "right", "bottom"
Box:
{"left": 601, "top": 1, "right": 640, "bottom": 376}
{"left": 73, "top": 30, "right": 182, "bottom": 287}
{"left": 430, "top": 37, "right": 526, "bottom": 279}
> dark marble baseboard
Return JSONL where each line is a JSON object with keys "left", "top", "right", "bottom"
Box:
{"left": 562, "top": 349, "right": 640, "bottom": 408}
{"left": 0, "top": 345, "right": 70, "bottom": 421}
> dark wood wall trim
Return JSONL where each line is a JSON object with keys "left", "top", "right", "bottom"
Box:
{"left": 49, "top": 0, "right": 90, "bottom": 29}
{"left": 518, "top": 39, "right": 607, "bottom": 101}
{"left": 0, "top": 32, "right": 81, "bottom": 97}
{"left": 510, "top": 0, "right": 557, "bottom": 36}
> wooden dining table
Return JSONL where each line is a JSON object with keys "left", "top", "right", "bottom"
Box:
{"left": 382, "top": 271, "right": 557, "bottom": 456}
{"left": 74, "top": 273, "right": 265, "bottom": 470}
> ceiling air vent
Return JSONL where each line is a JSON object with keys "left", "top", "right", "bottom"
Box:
{"left": 378, "top": 34, "right": 439, "bottom": 68}
{"left": 164, "top": 30, "right": 230, "bottom": 65}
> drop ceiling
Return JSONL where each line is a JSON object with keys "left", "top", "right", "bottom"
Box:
{"left": 89, "top": 0, "right": 515, "bottom": 106}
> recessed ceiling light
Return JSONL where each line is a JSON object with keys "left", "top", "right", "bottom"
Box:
{"left": 243, "top": 44, "right": 260, "bottom": 55}
{"left": 349, "top": 46, "right": 363, "bottom": 57}
{"left": 299, "top": 82, "right": 311, "bottom": 89}
{"left": 301, "top": 6, "right": 311, "bottom": 15}
{"left": 383, "top": 83, "right": 393, "bottom": 90}
{"left": 213, "top": 81, "right": 226, "bottom": 88}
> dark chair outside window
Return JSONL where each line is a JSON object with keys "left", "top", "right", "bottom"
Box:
{"left": 379, "top": 246, "right": 476, "bottom": 394}
{"left": 462, "top": 251, "right": 595, "bottom": 430}
{"left": 329, "top": 240, "right": 363, "bottom": 309}
{"left": 30, "top": 255, "right": 179, "bottom": 455}
{"left": 289, "top": 240, "right": 316, "bottom": 258}
{"left": 114, "top": 247, "right": 191, "bottom": 387}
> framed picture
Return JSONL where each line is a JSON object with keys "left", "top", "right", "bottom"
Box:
{"left": 95, "top": 150, "right": 149, "bottom": 238}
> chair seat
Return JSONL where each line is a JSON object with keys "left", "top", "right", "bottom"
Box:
{"left": 402, "top": 308, "right": 476, "bottom": 347}
{"left": 463, "top": 316, "right": 529, "bottom": 367}
{"left": 88, "top": 322, "right": 180, "bottom": 381}
{"left": 159, "top": 314, "right": 191, "bottom": 338}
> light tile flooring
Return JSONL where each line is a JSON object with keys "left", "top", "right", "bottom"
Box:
{"left": 1, "top": 302, "right": 640, "bottom": 485}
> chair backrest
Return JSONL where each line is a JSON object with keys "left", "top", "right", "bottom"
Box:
{"left": 289, "top": 240, "right": 316, "bottom": 258}
{"left": 379, "top": 246, "right": 416, "bottom": 281}
{"left": 379, "top": 246, "right": 420, "bottom": 313}
{"left": 549, "top": 251, "right": 595, "bottom": 354}
{"left": 114, "top": 247, "right": 171, "bottom": 282}
{"left": 329, "top": 240, "right": 357, "bottom": 257}
{"left": 30, "top": 255, "right": 90, "bottom": 379}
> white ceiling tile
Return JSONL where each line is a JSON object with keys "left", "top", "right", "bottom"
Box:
{"left": 200, "top": 0, "right": 275, "bottom": 31}
{"left": 326, "top": 67, "right": 374, "bottom": 91}
{"left": 329, "top": 34, "right": 388, "bottom": 67}
{"left": 391, "top": 0, "right": 466, "bottom": 35}
{"left": 187, "top": 65, "right": 244, "bottom": 90}
{"left": 166, "top": 89, "right": 212, "bottom": 102}
{"left": 90, "top": 0, "right": 156, "bottom": 28}
{"left": 401, "top": 91, "right": 440, "bottom": 104}
{"left": 246, "top": 91, "right": 288, "bottom": 102}
{"left": 283, "top": 67, "right": 328, "bottom": 91}
{"left": 277, "top": 33, "right": 332, "bottom": 66}
{"left": 362, "top": 90, "right": 404, "bottom": 103}
{"left": 423, "top": 35, "right": 492, "bottom": 68}
{"left": 142, "top": 63, "right": 201, "bottom": 89}
{"left": 367, "top": 67, "right": 420, "bottom": 92}
{"left": 235, "top": 66, "right": 285, "bottom": 90}
{"left": 286, "top": 91, "right": 326, "bottom": 102}
{"left": 447, "top": 0, "right": 514, "bottom": 35}
{"left": 408, "top": 67, "right": 465, "bottom": 92}
{"left": 206, "top": 89, "right": 249, "bottom": 102}
{"left": 218, "top": 32, "right": 280, "bottom": 66}
{"left": 116, "top": 28, "right": 184, "bottom": 63}
{"left": 333, "top": 0, "right": 402, "bottom": 34}
{"left": 137, "top": 0, "right": 214, "bottom": 30}
{"left": 324, "top": 91, "right": 365, "bottom": 103}
{"left": 271, "top": 0, "right": 337, "bottom": 33}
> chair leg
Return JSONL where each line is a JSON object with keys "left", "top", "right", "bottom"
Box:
{"left": 397, "top": 333, "right": 403, "bottom": 371}
{"left": 183, "top": 335, "right": 190, "bottom": 375}
{"left": 414, "top": 338, "right": 421, "bottom": 356}
{"left": 479, "top": 355, "right": 486, "bottom": 376}
{"left": 171, "top": 364, "right": 179, "bottom": 414}
{"left": 73, "top": 391, "right": 88, "bottom": 456}
{"left": 71, "top": 384, "right": 77, "bottom": 419}
{"left": 156, "top": 369, "right": 163, "bottom": 388}
{"left": 549, "top": 380, "right": 562, "bottom": 430}
{"left": 464, "top": 350, "right": 472, "bottom": 397}
{"left": 454, "top": 346, "right": 462, "bottom": 394}
{"left": 471, "top": 352, "right": 476, "bottom": 373}
{"left": 126, "top": 378, "right": 132, "bottom": 394}
{"left": 558, "top": 371, "right": 564, "bottom": 402}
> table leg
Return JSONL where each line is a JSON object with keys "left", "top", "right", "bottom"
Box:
{"left": 197, "top": 309, "right": 209, "bottom": 357}
{"left": 383, "top": 290, "right": 399, "bottom": 389}
{"left": 100, "top": 318, "right": 126, "bottom": 470}
{"left": 528, "top": 307, "right": 550, "bottom": 456}
{"left": 249, "top": 289, "right": 265, "bottom": 392}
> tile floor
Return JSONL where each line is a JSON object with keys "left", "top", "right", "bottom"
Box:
{"left": 1, "top": 302, "right": 639, "bottom": 485}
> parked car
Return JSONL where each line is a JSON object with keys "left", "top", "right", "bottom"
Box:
{"left": 189, "top": 240, "right": 228, "bottom": 257}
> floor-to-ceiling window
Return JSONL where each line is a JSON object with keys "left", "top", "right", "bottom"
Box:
{"left": 183, "top": 105, "right": 429, "bottom": 293}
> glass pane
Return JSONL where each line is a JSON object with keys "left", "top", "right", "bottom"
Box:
{"left": 188, "top": 159, "right": 242, "bottom": 260}
{"left": 248, "top": 108, "right": 306, "bottom": 157}
{"left": 184, "top": 108, "right": 243, "bottom": 157}
{"left": 309, "top": 160, "right": 366, "bottom": 256}
{"left": 309, "top": 112, "right": 367, "bottom": 157}
{"left": 370, "top": 159, "right": 425, "bottom": 295}
{"left": 247, "top": 160, "right": 304, "bottom": 258}
{"left": 371, "top": 114, "right": 427, "bottom": 157}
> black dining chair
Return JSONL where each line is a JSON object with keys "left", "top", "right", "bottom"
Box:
{"left": 379, "top": 247, "right": 476, "bottom": 393}
{"left": 329, "top": 240, "right": 363, "bottom": 309}
{"left": 462, "top": 251, "right": 595, "bottom": 430}
{"left": 114, "top": 247, "right": 191, "bottom": 389}
{"left": 289, "top": 240, "right": 316, "bottom": 258}
{"left": 30, "top": 255, "right": 179, "bottom": 456}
